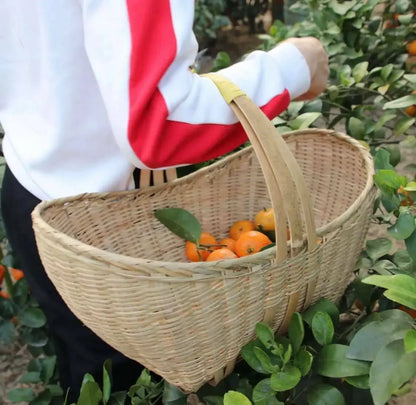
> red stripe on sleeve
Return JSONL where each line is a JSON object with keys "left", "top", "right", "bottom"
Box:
{"left": 125, "top": 0, "right": 290, "bottom": 168}
{"left": 133, "top": 89, "right": 290, "bottom": 168}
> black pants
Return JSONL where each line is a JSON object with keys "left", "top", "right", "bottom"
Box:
{"left": 1, "top": 166, "right": 144, "bottom": 402}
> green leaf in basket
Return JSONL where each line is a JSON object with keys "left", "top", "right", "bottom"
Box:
{"left": 154, "top": 208, "right": 201, "bottom": 244}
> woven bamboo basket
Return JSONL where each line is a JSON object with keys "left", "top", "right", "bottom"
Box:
{"left": 31, "top": 76, "right": 376, "bottom": 393}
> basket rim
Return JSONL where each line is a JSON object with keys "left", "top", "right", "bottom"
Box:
{"left": 32, "top": 128, "right": 375, "bottom": 276}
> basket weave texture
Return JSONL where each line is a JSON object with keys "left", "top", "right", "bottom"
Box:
{"left": 32, "top": 81, "right": 376, "bottom": 392}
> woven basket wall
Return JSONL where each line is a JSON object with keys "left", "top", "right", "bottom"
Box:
{"left": 31, "top": 81, "right": 376, "bottom": 392}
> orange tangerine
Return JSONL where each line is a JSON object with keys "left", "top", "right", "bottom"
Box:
{"left": 206, "top": 248, "right": 238, "bottom": 262}
{"left": 229, "top": 220, "right": 256, "bottom": 241}
{"left": 254, "top": 207, "right": 275, "bottom": 232}
{"left": 235, "top": 231, "right": 272, "bottom": 257}
{"left": 185, "top": 232, "right": 217, "bottom": 262}
{"left": 218, "top": 238, "right": 237, "bottom": 253}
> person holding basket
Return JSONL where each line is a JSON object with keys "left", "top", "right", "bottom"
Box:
{"left": 0, "top": 1, "right": 329, "bottom": 401}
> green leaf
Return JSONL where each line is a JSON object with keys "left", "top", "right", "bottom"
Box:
{"left": 270, "top": 365, "right": 301, "bottom": 392}
{"left": 108, "top": 392, "right": 127, "bottom": 405}
{"left": 162, "top": 382, "right": 188, "bottom": 405}
{"left": 154, "top": 208, "right": 201, "bottom": 244}
{"left": 383, "top": 94, "right": 416, "bottom": 109}
{"left": 348, "top": 117, "right": 365, "bottom": 139}
{"left": 371, "top": 260, "right": 398, "bottom": 275}
{"left": 380, "top": 144, "right": 401, "bottom": 167}
{"left": 294, "top": 348, "right": 313, "bottom": 376}
{"left": 389, "top": 69, "right": 405, "bottom": 84}
{"left": 282, "top": 344, "right": 292, "bottom": 366}
{"left": 77, "top": 381, "right": 103, "bottom": 405}
{"left": 375, "top": 113, "right": 396, "bottom": 132}
{"left": 404, "top": 74, "right": 416, "bottom": 84}
{"left": 374, "top": 149, "right": 394, "bottom": 171}
{"left": 373, "top": 170, "right": 407, "bottom": 190}
{"left": 302, "top": 298, "right": 339, "bottom": 327}
{"left": 256, "top": 322, "right": 275, "bottom": 350}
{"left": 19, "top": 327, "right": 48, "bottom": 348}
{"left": 381, "top": 64, "right": 394, "bottom": 81}
{"left": 352, "top": 62, "right": 368, "bottom": 83}
{"left": 288, "top": 312, "right": 304, "bottom": 354}
{"left": 212, "top": 51, "right": 231, "bottom": 71}
{"left": 362, "top": 274, "right": 416, "bottom": 309}
{"left": 387, "top": 211, "right": 416, "bottom": 240}
{"left": 394, "top": 116, "right": 416, "bottom": 136}
{"left": 0, "top": 319, "right": 17, "bottom": 346}
{"left": 31, "top": 389, "right": 52, "bottom": 405}
{"left": 311, "top": 312, "right": 334, "bottom": 346}
{"left": 19, "top": 371, "right": 41, "bottom": 384}
{"left": 345, "top": 375, "right": 370, "bottom": 389}
{"left": 137, "top": 368, "right": 151, "bottom": 387}
{"left": 223, "top": 391, "right": 252, "bottom": 405}
{"left": 45, "top": 384, "right": 63, "bottom": 398}
{"left": 37, "top": 356, "right": 55, "bottom": 384}
{"left": 365, "top": 238, "right": 393, "bottom": 262}
{"left": 330, "top": 0, "right": 355, "bottom": 15}
{"left": 401, "top": 135, "right": 416, "bottom": 148}
{"left": 18, "top": 307, "right": 47, "bottom": 328}
{"left": 405, "top": 181, "right": 416, "bottom": 192}
{"left": 346, "top": 319, "right": 412, "bottom": 361}
{"left": 7, "top": 388, "right": 36, "bottom": 402}
{"left": 290, "top": 112, "right": 321, "bottom": 130}
{"left": 254, "top": 347, "right": 276, "bottom": 374}
{"left": 364, "top": 308, "right": 414, "bottom": 325}
{"left": 102, "top": 359, "right": 112, "bottom": 405}
{"left": 203, "top": 397, "right": 224, "bottom": 405}
{"left": 316, "top": 344, "right": 370, "bottom": 378}
{"left": 370, "top": 339, "right": 416, "bottom": 405}
{"left": 405, "top": 230, "right": 416, "bottom": 263}
{"left": 404, "top": 329, "right": 416, "bottom": 353}
{"left": 307, "top": 383, "right": 345, "bottom": 405}
{"left": 393, "top": 250, "right": 415, "bottom": 274}
{"left": 241, "top": 341, "right": 270, "bottom": 374}
{"left": 252, "top": 379, "right": 283, "bottom": 405}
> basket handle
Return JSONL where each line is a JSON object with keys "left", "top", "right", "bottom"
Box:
{"left": 205, "top": 74, "right": 317, "bottom": 256}
{"left": 205, "top": 74, "right": 318, "bottom": 332}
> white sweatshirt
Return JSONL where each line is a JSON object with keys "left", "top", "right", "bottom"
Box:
{"left": 0, "top": 0, "right": 310, "bottom": 200}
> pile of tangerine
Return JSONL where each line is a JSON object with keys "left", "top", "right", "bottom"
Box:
{"left": 185, "top": 207, "right": 286, "bottom": 262}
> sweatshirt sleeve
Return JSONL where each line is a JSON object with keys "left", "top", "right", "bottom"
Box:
{"left": 81, "top": 0, "right": 311, "bottom": 169}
